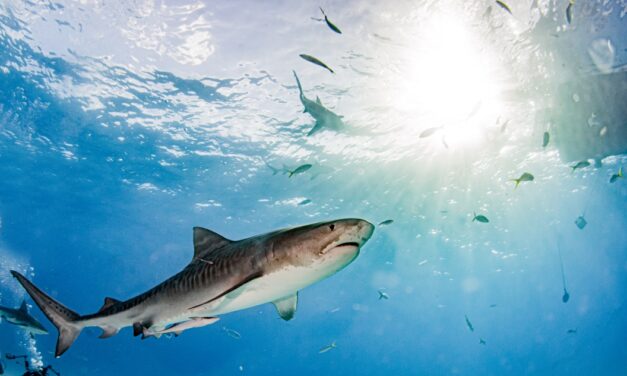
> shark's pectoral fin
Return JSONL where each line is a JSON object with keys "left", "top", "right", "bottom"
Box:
{"left": 98, "top": 325, "right": 119, "bottom": 339}
{"left": 189, "top": 272, "right": 264, "bottom": 312}
{"left": 97, "top": 297, "right": 121, "bottom": 313}
{"left": 273, "top": 293, "right": 298, "bottom": 321}
{"left": 193, "top": 227, "right": 232, "bottom": 261}
{"left": 307, "top": 120, "right": 324, "bottom": 136}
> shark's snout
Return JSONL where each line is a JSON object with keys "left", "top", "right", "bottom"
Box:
{"left": 328, "top": 218, "right": 374, "bottom": 250}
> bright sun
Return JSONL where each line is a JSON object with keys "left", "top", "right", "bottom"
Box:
{"left": 394, "top": 10, "right": 504, "bottom": 150}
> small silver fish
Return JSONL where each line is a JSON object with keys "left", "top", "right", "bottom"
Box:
{"left": 574, "top": 215, "right": 587, "bottom": 230}
{"left": 510, "top": 172, "right": 534, "bottom": 188}
{"left": 299, "top": 54, "right": 334, "bottom": 74}
{"left": 378, "top": 219, "right": 394, "bottom": 226}
{"left": 319, "top": 8, "right": 342, "bottom": 34}
{"left": 571, "top": 160, "right": 590, "bottom": 172}
{"left": 222, "top": 326, "right": 241, "bottom": 340}
{"left": 465, "top": 315, "right": 474, "bottom": 332}
{"left": 495, "top": 0, "right": 512, "bottom": 15}
{"left": 479, "top": 338, "right": 486, "bottom": 345}
{"left": 378, "top": 290, "right": 389, "bottom": 300}
{"left": 419, "top": 127, "right": 442, "bottom": 138}
{"left": 543, "top": 132, "right": 550, "bottom": 147}
{"left": 566, "top": 1, "right": 573, "bottom": 24}
{"left": 472, "top": 213, "right": 489, "bottom": 223}
{"left": 319, "top": 341, "right": 337, "bottom": 354}
{"left": 288, "top": 164, "right": 312, "bottom": 178}
{"left": 298, "top": 199, "right": 312, "bottom": 206}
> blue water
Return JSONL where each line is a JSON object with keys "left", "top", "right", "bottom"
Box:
{"left": 1, "top": 1, "right": 626, "bottom": 375}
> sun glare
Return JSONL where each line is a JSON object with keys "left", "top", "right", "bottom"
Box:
{"left": 395, "top": 10, "right": 504, "bottom": 150}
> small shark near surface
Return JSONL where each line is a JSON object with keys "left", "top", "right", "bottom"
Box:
{"left": 11, "top": 218, "right": 374, "bottom": 357}
{"left": 0, "top": 300, "right": 48, "bottom": 336}
{"left": 293, "top": 70, "right": 344, "bottom": 136}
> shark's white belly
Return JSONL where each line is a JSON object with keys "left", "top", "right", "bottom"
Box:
{"left": 201, "top": 256, "right": 352, "bottom": 317}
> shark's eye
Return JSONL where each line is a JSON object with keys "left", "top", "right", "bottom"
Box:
{"left": 329, "top": 224, "right": 335, "bottom": 231}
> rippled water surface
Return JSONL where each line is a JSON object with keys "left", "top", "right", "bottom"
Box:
{"left": 0, "top": 1, "right": 626, "bottom": 375}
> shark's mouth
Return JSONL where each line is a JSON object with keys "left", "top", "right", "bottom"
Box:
{"left": 336, "top": 242, "right": 359, "bottom": 248}
{"left": 320, "top": 242, "right": 360, "bottom": 255}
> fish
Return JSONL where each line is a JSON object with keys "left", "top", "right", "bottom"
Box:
{"left": 479, "top": 338, "right": 486, "bottom": 345}
{"left": 319, "top": 7, "right": 342, "bottom": 34}
{"left": 571, "top": 160, "right": 590, "bottom": 172}
{"left": 287, "top": 164, "right": 312, "bottom": 178}
{"left": 567, "top": 329, "right": 577, "bottom": 334}
{"left": 298, "top": 199, "right": 312, "bottom": 206}
{"left": 0, "top": 300, "right": 49, "bottom": 336}
{"left": 465, "top": 315, "right": 474, "bottom": 332}
{"left": 472, "top": 213, "right": 489, "bottom": 223}
{"left": 378, "top": 219, "right": 394, "bottom": 226}
{"left": 293, "top": 71, "right": 345, "bottom": 136}
{"left": 10, "top": 218, "right": 375, "bottom": 357}
{"left": 562, "top": 289, "right": 570, "bottom": 303}
{"left": 495, "top": 0, "right": 512, "bottom": 15}
{"left": 543, "top": 131, "right": 550, "bottom": 147}
{"left": 510, "top": 172, "right": 534, "bottom": 188}
{"left": 419, "top": 127, "right": 442, "bottom": 138}
{"left": 489, "top": 304, "right": 497, "bottom": 308}
{"left": 299, "top": 54, "right": 334, "bottom": 74}
{"left": 222, "top": 326, "right": 241, "bottom": 340}
{"left": 378, "top": 290, "right": 389, "bottom": 300}
{"left": 609, "top": 167, "right": 623, "bottom": 183}
{"left": 566, "top": 1, "right": 573, "bottom": 24}
{"left": 575, "top": 215, "right": 587, "bottom": 230}
{"left": 319, "top": 341, "right": 337, "bottom": 354}
{"left": 557, "top": 242, "right": 570, "bottom": 303}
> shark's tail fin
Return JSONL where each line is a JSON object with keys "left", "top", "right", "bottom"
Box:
{"left": 292, "top": 70, "right": 304, "bottom": 97}
{"left": 10, "top": 271, "right": 82, "bottom": 358}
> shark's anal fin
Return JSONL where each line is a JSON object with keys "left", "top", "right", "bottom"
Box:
{"left": 189, "top": 272, "right": 263, "bottom": 311}
{"left": 273, "top": 293, "right": 298, "bottom": 321}
{"left": 193, "top": 227, "right": 232, "bottom": 261}
{"left": 97, "top": 297, "right": 121, "bottom": 313}
{"left": 98, "top": 325, "right": 119, "bottom": 339}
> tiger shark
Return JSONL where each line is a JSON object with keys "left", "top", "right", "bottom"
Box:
{"left": 11, "top": 218, "right": 374, "bottom": 357}
{"left": 293, "top": 70, "right": 344, "bottom": 136}
{"left": 0, "top": 300, "right": 48, "bottom": 336}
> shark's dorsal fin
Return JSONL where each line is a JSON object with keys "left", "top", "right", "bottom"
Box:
{"left": 19, "top": 300, "right": 28, "bottom": 313}
{"left": 273, "top": 293, "right": 298, "bottom": 321}
{"left": 316, "top": 96, "right": 322, "bottom": 105}
{"left": 98, "top": 297, "right": 120, "bottom": 313}
{"left": 193, "top": 227, "right": 231, "bottom": 259}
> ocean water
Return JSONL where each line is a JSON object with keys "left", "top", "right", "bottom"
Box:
{"left": 0, "top": 0, "right": 626, "bottom": 375}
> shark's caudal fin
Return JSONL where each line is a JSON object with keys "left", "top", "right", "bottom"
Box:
{"left": 292, "top": 70, "right": 304, "bottom": 97}
{"left": 10, "top": 271, "right": 82, "bottom": 357}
